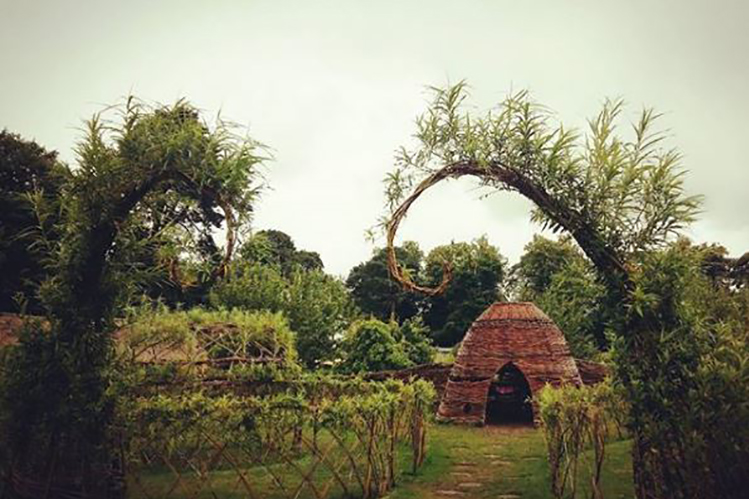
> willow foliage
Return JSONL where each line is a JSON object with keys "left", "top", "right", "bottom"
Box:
{"left": 384, "top": 82, "right": 699, "bottom": 295}
{"left": 0, "top": 99, "right": 266, "bottom": 496}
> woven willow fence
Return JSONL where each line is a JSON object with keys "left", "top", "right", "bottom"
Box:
{"left": 119, "top": 380, "right": 433, "bottom": 499}
{"left": 537, "top": 380, "right": 628, "bottom": 499}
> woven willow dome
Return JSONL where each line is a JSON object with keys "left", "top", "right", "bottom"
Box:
{"left": 437, "top": 302, "right": 582, "bottom": 425}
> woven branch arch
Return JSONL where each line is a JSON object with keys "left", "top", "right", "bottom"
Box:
{"left": 385, "top": 160, "right": 633, "bottom": 298}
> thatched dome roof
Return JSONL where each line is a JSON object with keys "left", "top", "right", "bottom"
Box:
{"left": 437, "top": 302, "right": 582, "bottom": 425}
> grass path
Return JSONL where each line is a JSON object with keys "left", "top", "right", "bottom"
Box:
{"left": 389, "top": 424, "right": 634, "bottom": 499}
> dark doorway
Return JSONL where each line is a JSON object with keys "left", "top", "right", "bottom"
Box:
{"left": 485, "top": 363, "right": 533, "bottom": 425}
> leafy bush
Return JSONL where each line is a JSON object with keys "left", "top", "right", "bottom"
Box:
{"left": 210, "top": 262, "right": 359, "bottom": 368}
{"left": 285, "top": 270, "right": 359, "bottom": 368}
{"left": 614, "top": 246, "right": 749, "bottom": 499}
{"left": 340, "top": 318, "right": 435, "bottom": 373}
{"left": 535, "top": 260, "right": 605, "bottom": 359}
{"left": 397, "top": 317, "right": 435, "bottom": 365}
{"left": 340, "top": 320, "right": 411, "bottom": 373}
{"left": 209, "top": 262, "right": 289, "bottom": 312}
{"left": 120, "top": 305, "right": 298, "bottom": 366}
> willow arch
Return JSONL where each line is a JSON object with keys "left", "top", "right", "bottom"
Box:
{"left": 382, "top": 83, "right": 710, "bottom": 499}
{"left": 385, "top": 159, "right": 632, "bottom": 300}
{"left": 4, "top": 100, "right": 264, "bottom": 498}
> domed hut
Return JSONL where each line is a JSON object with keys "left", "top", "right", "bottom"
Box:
{"left": 437, "top": 302, "right": 582, "bottom": 425}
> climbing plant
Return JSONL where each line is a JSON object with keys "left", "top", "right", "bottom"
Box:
{"left": 382, "top": 82, "right": 746, "bottom": 498}
{"left": 0, "top": 98, "right": 265, "bottom": 497}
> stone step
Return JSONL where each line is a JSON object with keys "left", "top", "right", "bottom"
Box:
{"left": 457, "top": 482, "right": 483, "bottom": 489}
{"left": 436, "top": 490, "right": 465, "bottom": 496}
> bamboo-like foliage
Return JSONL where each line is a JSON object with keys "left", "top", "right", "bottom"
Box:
{"left": 383, "top": 82, "right": 699, "bottom": 296}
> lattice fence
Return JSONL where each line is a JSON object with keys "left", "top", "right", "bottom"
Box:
{"left": 120, "top": 381, "right": 432, "bottom": 499}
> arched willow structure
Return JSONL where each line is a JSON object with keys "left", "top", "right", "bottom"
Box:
{"left": 384, "top": 83, "right": 746, "bottom": 499}
{"left": 1, "top": 100, "right": 263, "bottom": 498}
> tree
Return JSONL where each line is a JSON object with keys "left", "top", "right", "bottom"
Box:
{"left": 423, "top": 237, "right": 506, "bottom": 346}
{"left": 0, "top": 130, "right": 69, "bottom": 313}
{"left": 1, "top": 99, "right": 264, "bottom": 494}
{"left": 381, "top": 83, "right": 746, "bottom": 498}
{"left": 239, "top": 229, "right": 324, "bottom": 276}
{"left": 339, "top": 317, "right": 434, "bottom": 373}
{"left": 340, "top": 319, "right": 412, "bottom": 373}
{"left": 346, "top": 242, "right": 424, "bottom": 322}
{"left": 209, "top": 263, "right": 358, "bottom": 368}
{"left": 510, "top": 235, "right": 585, "bottom": 300}
{"left": 397, "top": 317, "right": 435, "bottom": 365}
{"left": 534, "top": 260, "right": 605, "bottom": 359}
{"left": 285, "top": 270, "right": 359, "bottom": 368}
{"left": 209, "top": 262, "right": 289, "bottom": 313}
{"left": 510, "top": 235, "right": 608, "bottom": 354}
{"left": 295, "top": 250, "right": 325, "bottom": 272}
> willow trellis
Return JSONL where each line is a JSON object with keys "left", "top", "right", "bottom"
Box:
{"left": 119, "top": 380, "right": 433, "bottom": 499}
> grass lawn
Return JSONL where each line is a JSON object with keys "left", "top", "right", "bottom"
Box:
{"left": 389, "top": 424, "right": 634, "bottom": 499}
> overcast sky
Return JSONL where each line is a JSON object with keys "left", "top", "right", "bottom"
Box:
{"left": 2, "top": 0, "right": 747, "bottom": 276}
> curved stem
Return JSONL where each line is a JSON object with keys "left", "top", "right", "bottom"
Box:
{"left": 386, "top": 160, "right": 633, "bottom": 300}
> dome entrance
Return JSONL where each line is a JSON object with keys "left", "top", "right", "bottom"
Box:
{"left": 485, "top": 363, "right": 533, "bottom": 425}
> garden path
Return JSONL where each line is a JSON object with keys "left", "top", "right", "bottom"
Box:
{"left": 390, "top": 424, "right": 545, "bottom": 499}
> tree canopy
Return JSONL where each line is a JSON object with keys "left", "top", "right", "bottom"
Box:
{"left": 346, "top": 241, "right": 425, "bottom": 322}
{"left": 339, "top": 317, "right": 434, "bottom": 373}
{"left": 239, "top": 229, "right": 324, "bottom": 276}
{"left": 0, "top": 131, "right": 69, "bottom": 313}
{"left": 213, "top": 228, "right": 355, "bottom": 369}
{"left": 509, "top": 235, "right": 607, "bottom": 356}
{"left": 423, "top": 237, "right": 506, "bottom": 346}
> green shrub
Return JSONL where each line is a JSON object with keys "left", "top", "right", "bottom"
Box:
{"left": 341, "top": 319, "right": 413, "bottom": 373}
{"left": 340, "top": 318, "right": 435, "bottom": 373}
{"left": 209, "top": 263, "right": 360, "bottom": 368}
{"left": 285, "top": 270, "right": 359, "bottom": 368}
{"left": 209, "top": 262, "right": 289, "bottom": 312}
{"left": 397, "top": 317, "right": 435, "bottom": 365}
{"left": 121, "top": 305, "right": 298, "bottom": 364}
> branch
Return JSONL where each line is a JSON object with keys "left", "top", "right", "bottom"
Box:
{"left": 385, "top": 161, "right": 633, "bottom": 298}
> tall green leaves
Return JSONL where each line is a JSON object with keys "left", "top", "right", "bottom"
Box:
{"left": 0, "top": 131, "right": 68, "bottom": 314}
